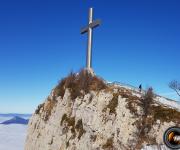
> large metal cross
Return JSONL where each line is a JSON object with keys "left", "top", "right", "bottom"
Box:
{"left": 81, "top": 8, "right": 101, "bottom": 70}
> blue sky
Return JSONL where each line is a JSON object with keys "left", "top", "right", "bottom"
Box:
{"left": 0, "top": 0, "right": 179, "bottom": 113}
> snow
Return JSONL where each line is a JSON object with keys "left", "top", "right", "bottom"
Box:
{"left": 0, "top": 124, "right": 27, "bottom": 150}
{"left": 141, "top": 145, "right": 170, "bottom": 150}
{"left": 155, "top": 96, "right": 180, "bottom": 111}
{"left": 109, "top": 82, "right": 180, "bottom": 111}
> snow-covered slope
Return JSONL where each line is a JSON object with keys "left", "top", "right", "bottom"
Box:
{"left": 155, "top": 96, "right": 180, "bottom": 111}
{"left": 110, "top": 82, "right": 180, "bottom": 111}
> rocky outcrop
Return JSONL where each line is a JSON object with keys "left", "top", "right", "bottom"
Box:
{"left": 25, "top": 70, "right": 180, "bottom": 150}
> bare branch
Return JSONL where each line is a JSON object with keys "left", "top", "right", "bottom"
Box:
{"left": 169, "top": 80, "right": 178, "bottom": 89}
{"left": 178, "top": 83, "right": 180, "bottom": 91}
{"left": 169, "top": 80, "right": 180, "bottom": 97}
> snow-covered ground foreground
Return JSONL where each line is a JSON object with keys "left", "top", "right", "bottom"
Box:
{"left": 0, "top": 123, "right": 27, "bottom": 150}
{"left": 142, "top": 145, "right": 170, "bottom": 150}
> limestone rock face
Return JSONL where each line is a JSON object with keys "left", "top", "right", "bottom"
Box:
{"left": 25, "top": 72, "right": 180, "bottom": 150}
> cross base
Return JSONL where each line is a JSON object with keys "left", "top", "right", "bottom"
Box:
{"left": 84, "top": 67, "right": 95, "bottom": 76}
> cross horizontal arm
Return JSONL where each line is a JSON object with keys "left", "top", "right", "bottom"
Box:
{"left": 81, "top": 19, "right": 101, "bottom": 34}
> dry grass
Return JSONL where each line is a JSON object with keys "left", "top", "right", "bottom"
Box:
{"left": 134, "top": 88, "right": 155, "bottom": 149}
{"left": 141, "top": 87, "right": 154, "bottom": 117}
{"left": 75, "top": 119, "right": 86, "bottom": 140}
{"left": 102, "top": 137, "right": 114, "bottom": 149}
{"left": 118, "top": 88, "right": 140, "bottom": 116}
{"left": 54, "top": 78, "right": 67, "bottom": 98}
{"left": 54, "top": 69, "right": 107, "bottom": 100}
{"left": 134, "top": 88, "right": 180, "bottom": 149}
{"left": 35, "top": 97, "right": 57, "bottom": 122}
{"left": 61, "top": 114, "right": 68, "bottom": 125}
{"left": 103, "top": 93, "right": 119, "bottom": 115}
{"left": 60, "top": 115, "right": 86, "bottom": 140}
{"left": 43, "top": 98, "right": 57, "bottom": 121}
{"left": 103, "top": 87, "right": 141, "bottom": 117}
{"left": 60, "top": 113, "right": 75, "bottom": 128}
{"left": 60, "top": 113, "right": 76, "bottom": 138}
{"left": 88, "top": 93, "right": 94, "bottom": 104}
{"left": 135, "top": 116, "right": 157, "bottom": 149}
{"left": 126, "top": 96, "right": 140, "bottom": 116}
{"left": 36, "top": 69, "right": 107, "bottom": 121}
{"left": 151, "top": 105, "right": 180, "bottom": 124}
{"left": 35, "top": 103, "right": 44, "bottom": 114}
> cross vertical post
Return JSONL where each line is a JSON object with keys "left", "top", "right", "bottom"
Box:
{"left": 87, "top": 8, "right": 93, "bottom": 69}
{"left": 81, "top": 8, "right": 101, "bottom": 70}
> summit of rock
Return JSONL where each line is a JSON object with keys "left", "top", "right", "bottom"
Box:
{"left": 25, "top": 69, "right": 180, "bottom": 150}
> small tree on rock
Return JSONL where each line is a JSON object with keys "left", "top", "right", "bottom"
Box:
{"left": 142, "top": 87, "right": 154, "bottom": 117}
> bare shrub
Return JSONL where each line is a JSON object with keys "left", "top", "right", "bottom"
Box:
{"left": 77, "top": 69, "right": 107, "bottom": 93}
{"left": 35, "top": 103, "right": 44, "bottom": 114}
{"left": 135, "top": 87, "right": 155, "bottom": 149}
{"left": 54, "top": 78, "right": 66, "bottom": 98}
{"left": 78, "top": 69, "right": 92, "bottom": 93}
{"left": 169, "top": 80, "right": 180, "bottom": 97}
{"left": 54, "top": 69, "right": 107, "bottom": 100}
{"left": 142, "top": 87, "right": 154, "bottom": 117}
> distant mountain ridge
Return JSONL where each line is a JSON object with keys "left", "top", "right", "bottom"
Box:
{"left": 0, "top": 116, "right": 29, "bottom": 125}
